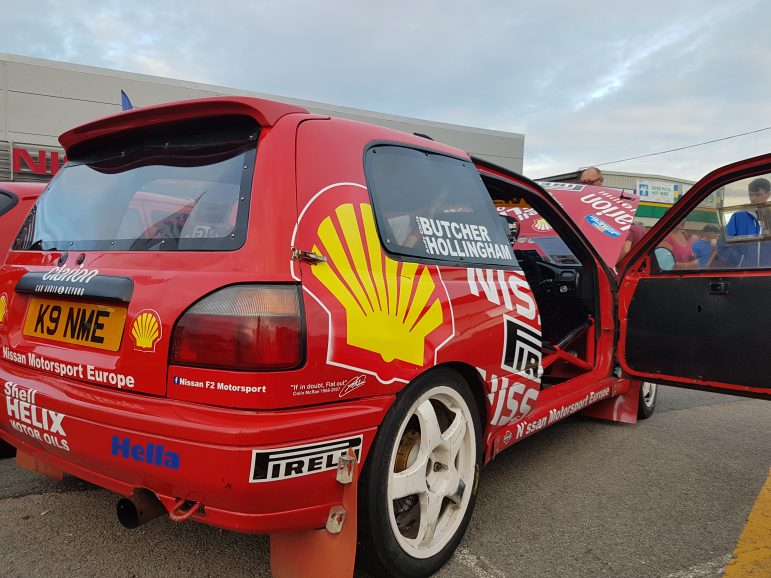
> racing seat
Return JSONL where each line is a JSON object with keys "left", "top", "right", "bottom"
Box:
{"left": 180, "top": 191, "right": 237, "bottom": 239}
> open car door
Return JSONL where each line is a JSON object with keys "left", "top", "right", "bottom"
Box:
{"left": 617, "top": 153, "right": 771, "bottom": 398}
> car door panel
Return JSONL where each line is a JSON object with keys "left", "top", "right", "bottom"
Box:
{"left": 623, "top": 274, "right": 769, "bottom": 390}
{"left": 618, "top": 153, "right": 771, "bottom": 398}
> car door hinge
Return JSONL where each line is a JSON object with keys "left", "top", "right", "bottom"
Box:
{"left": 291, "top": 248, "right": 327, "bottom": 264}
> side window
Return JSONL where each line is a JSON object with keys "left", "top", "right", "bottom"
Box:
{"left": 365, "top": 145, "right": 516, "bottom": 267}
{"left": 654, "top": 173, "right": 771, "bottom": 270}
{"left": 0, "top": 191, "right": 17, "bottom": 218}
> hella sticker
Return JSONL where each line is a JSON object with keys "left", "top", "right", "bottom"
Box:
{"left": 111, "top": 436, "right": 180, "bottom": 469}
{"left": 585, "top": 215, "right": 621, "bottom": 237}
{"left": 0, "top": 293, "right": 7, "bottom": 324}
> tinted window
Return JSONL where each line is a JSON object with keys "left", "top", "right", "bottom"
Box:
{"left": 0, "top": 190, "right": 17, "bottom": 217}
{"left": 365, "top": 145, "right": 517, "bottom": 267}
{"left": 653, "top": 172, "right": 771, "bottom": 270}
{"left": 14, "top": 115, "right": 258, "bottom": 252}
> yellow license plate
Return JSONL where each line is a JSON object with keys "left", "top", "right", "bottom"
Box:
{"left": 23, "top": 297, "right": 127, "bottom": 351}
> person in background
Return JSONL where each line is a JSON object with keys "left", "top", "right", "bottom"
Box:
{"left": 580, "top": 166, "right": 604, "bottom": 186}
{"left": 691, "top": 224, "right": 721, "bottom": 268}
{"left": 619, "top": 220, "right": 646, "bottom": 261}
{"left": 660, "top": 220, "right": 699, "bottom": 269}
{"left": 727, "top": 178, "right": 770, "bottom": 237}
{"left": 724, "top": 177, "right": 771, "bottom": 267}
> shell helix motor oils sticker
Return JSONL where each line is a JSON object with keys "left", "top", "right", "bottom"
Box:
{"left": 0, "top": 293, "right": 7, "bottom": 324}
{"left": 131, "top": 309, "right": 162, "bottom": 352}
{"left": 4, "top": 381, "right": 70, "bottom": 451}
{"left": 292, "top": 183, "right": 454, "bottom": 384}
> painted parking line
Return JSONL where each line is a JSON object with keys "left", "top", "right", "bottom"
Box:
{"left": 452, "top": 546, "right": 507, "bottom": 578}
{"left": 723, "top": 468, "right": 771, "bottom": 577}
{"left": 664, "top": 555, "right": 730, "bottom": 578}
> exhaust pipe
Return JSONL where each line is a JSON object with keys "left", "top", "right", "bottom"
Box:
{"left": 117, "top": 488, "right": 166, "bottom": 529}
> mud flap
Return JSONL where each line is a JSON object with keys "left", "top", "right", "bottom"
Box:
{"left": 270, "top": 449, "right": 359, "bottom": 578}
{"left": 581, "top": 380, "right": 640, "bottom": 424}
{"left": 16, "top": 449, "right": 64, "bottom": 480}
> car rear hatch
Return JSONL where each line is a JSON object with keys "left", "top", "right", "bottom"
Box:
{"left": 0, "top": 99, "right": 306, "bottom": 400}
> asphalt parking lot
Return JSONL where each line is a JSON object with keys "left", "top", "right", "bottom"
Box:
{"left": 1, "top": 386, "right": 768, "bottom": 578}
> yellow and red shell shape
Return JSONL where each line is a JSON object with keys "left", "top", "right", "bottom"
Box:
{"left": 0, "top": 293, "right": 7, "bottom": 324}
{"left": 533, "top": 218, "right": 552, "bottom": 232}
{"left": 293, "top": 183, "right": 454, "bottom": 384}
{"left": 131, "top": 309, "right": 162, "bottom": 352}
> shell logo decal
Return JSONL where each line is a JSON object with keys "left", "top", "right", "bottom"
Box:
{"left": 131, "top": 309, "right": 162, "bottom": 352}
{"left": 312, "top": 203, "right": 443, "bottom": 365}
{"left": 0, "top": 293, "right": 7, "bottom": 324}
{"left": 293, "top": 183, "right": 454, "bottom": 384}
{"left": 533, "top": 218, "right": 552, "bottom": 232}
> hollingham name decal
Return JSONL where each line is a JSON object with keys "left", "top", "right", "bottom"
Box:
{"left": 417, "top": 217, "right": 513, "bottom": 261}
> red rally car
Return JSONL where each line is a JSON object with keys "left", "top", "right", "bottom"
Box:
{"left": 0, "top": 181, "right": 45, "bottom": 458}
{"left": 0, "top": 97, "right": 768, "bottom": 578}
{"left": 0, "top": 182, "right": 45, "bottom": 259}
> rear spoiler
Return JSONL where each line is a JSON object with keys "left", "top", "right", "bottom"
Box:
{"left": 60, "top": 96, "right": 309, "bottom": 153}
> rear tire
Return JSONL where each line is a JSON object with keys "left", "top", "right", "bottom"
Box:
{"left": 0, "top": 440, "right": 16, "bottom": 459}
{"left": 638, "top": 381, "right": 658, "bottom": 419}
{"left": 358, "top": 368, "right": 482, "bottom": 578}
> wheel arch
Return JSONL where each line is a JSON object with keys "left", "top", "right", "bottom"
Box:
{"left": 428, "top": 361, "right": 488, "bottom": 435}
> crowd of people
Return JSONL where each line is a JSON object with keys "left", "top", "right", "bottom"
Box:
{"left": 579, "top": 167, "right": 771, "bottom": 270}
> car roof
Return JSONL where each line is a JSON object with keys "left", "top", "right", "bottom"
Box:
{"left": 0, "top": 182, "right": 46, "bottom": 198}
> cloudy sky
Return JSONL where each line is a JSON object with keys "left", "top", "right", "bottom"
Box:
{"left": 1, "top": 0, "right": 769, "bottom": 180}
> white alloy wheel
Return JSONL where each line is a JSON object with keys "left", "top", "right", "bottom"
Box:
{"left": 641, "top": 382, "right": 657, "bottom": 408}
{"left": 386, "top": 385, "right": 477, "bottom": 559}
{"left": 637, "top": 381, "right": 658, "bottom": 419}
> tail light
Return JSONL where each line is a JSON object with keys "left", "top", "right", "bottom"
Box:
{"left": 170, "top": 285, "right": 303, "bottom": 370}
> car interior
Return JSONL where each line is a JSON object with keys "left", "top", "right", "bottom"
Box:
{"left": 481, "top": 175, "right": 600, "bottom": 388}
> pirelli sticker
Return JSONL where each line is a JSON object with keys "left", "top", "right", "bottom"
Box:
{"left": 249, "top": 435, "right": 362, "bottom": 483}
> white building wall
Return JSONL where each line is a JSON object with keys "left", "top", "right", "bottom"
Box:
{"left": 0, "top": 53, "right": 524, "bottom": 180}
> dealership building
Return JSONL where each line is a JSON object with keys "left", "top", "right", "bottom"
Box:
{"left": 0, "top": 53, "right": 525, "bottom": 183}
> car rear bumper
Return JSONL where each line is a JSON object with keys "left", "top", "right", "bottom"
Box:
{"left": 1, "top": 360, "right": 392, "bottom": 533}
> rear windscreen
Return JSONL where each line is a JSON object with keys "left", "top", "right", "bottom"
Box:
{"left": 14, "top": 115, "right": 259, "bottom": 252}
